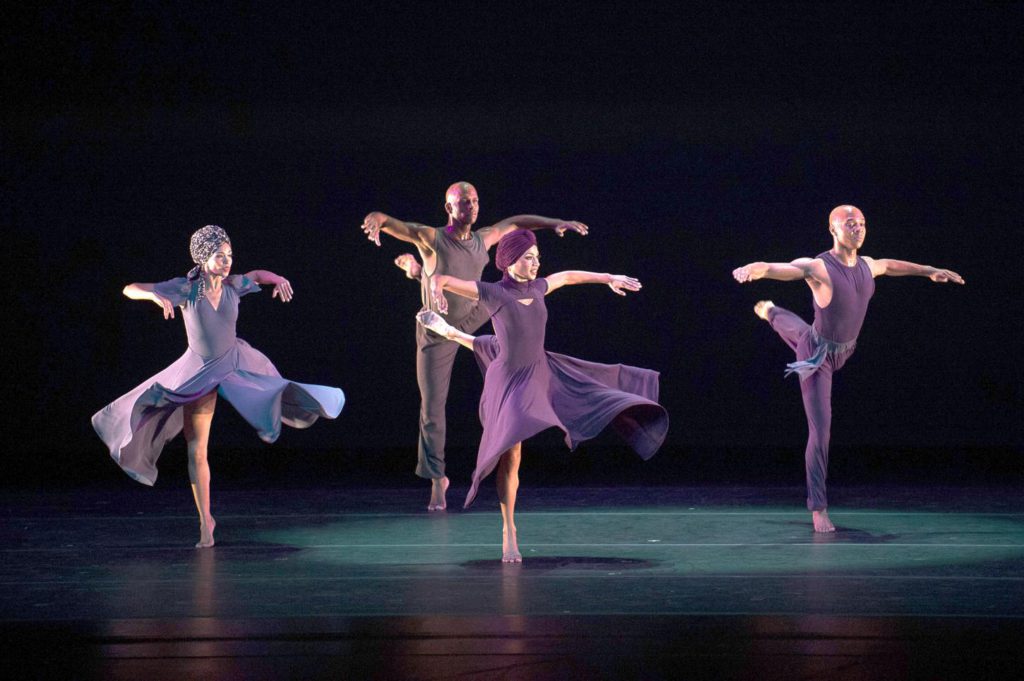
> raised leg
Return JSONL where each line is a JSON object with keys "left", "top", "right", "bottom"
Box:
{"left": 765, "top": 304, "right": 810, "bottom": 353}
{"left": 183, "top": 390, "right": 218, "bottom": 548}
{"left": 496, "top": 443, "right": 523, "bottom": 563}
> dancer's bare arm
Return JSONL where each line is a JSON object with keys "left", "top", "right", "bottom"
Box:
{"left": 734, "top": 259, "right": 832, "bottom": 306}
{"left": 544, "top": 271, "right": 641, "bottom": 296}
{"left": 862, "top": 257, "right": 965, "bottom": 284}
{"left": 478, "top": 216, "right": 589, "bottom": 249}
{"left": 244, "top": 270, "right": 294, "bottom": 301}
{"left": 732, "top": 258, "right": 826, "bottom": 283}
{"left": 123, "top": 283, "right": 177, "bottom": 319}
{"left": 430, "top": 274, "right": 480, "bottom": 314}
{"left": 361, "top": 212, "right": 437, "bottom": 253}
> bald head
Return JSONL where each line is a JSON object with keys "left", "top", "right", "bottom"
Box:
{"left": 829, "top": 205, "right": 865, "bottom": 229}
{"left": 446, "top": 182, "right": 478, "bottom": 204}
{"left": 828, "top": 204, "right": 867, "bottom": 251}
{"left": 444, "top": 181, "right": 480, "bottom": 227}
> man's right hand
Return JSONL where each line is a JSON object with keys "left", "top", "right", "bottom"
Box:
{"left": 361, "top": 212, "right": 387, "bottom": 246}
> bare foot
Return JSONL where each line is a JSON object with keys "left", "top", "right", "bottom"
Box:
{"left": 196, "top": 517, "right": 216, "bottom": 548}
{"left": 812, "top": 510, "right": 835, "bottom": 533}
{"left": 502, "top": 528, "right": 522, "bottom": 563}
{"left": 427, "top": 476, "right": 449, "bottom": 512}
{"left": 754, "top": 300, "right": 774, "bottom": 320}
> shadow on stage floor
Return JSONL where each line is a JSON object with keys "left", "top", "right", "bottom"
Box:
{"left": 2, "top": 469, "right": 1023, "bottom": 679}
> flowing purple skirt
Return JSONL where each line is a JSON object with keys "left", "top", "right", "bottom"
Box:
{"left": 465, "top": 336, "right": 668, "bottom": 506}
{"left": 92, "top": 339, "right": 345, "bottom": 485}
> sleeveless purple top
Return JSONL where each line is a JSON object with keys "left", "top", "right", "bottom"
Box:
{"left": 812, "top": 251, "right": 875, "bottom": 343}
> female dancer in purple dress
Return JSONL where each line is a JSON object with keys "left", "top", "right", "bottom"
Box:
{"left": 418, "top": 230, "right": 668, "bottom": 562}
{"left": 92, "top": 225, "right": 345, "bottom": 548}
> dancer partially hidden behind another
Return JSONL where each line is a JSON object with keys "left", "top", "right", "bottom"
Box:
{"left": 418, "top": 230, "right": 668, "bottom": 562}
{"left": 92, "top": 225, "right": 345, "bottom": 548}
{"left": 362, "top": 181, "right": 587, "bottom": 512}
{"left": 732, "top": 205, "right": 964, "bottom": 533}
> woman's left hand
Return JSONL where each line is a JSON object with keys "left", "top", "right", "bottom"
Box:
{"left": 608, "top": 274, "right": 642, "bottom": 296}
{"left": 272, "top": 278, "right": 294, "bottom": 302}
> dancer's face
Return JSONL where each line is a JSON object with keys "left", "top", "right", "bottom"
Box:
{"left": 445, "top": 183, "right": 480, "bottom": 226}
{"left": 508, "top": 245, "right": 540, "bottom": 281}
{"left": 204, "top": 241, "right": 233, "bottom": 278}
{"left": 829, "top": 206, "right": 866, "bottom": 250}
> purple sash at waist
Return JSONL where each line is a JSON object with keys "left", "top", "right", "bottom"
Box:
{"left": 785, "top": 327, "right": 857, "bottom": 380}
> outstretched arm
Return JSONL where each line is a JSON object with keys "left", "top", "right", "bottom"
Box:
{"left": 479, "top": 215, "right": 589, "bottom": 248}
{"left": 123, "top": 283, "right": 177, "bottom": 319}
{"left": 544, "top": 271, "right": 642, "bottom": 296}
{"left": 430, "top": 274, "right": 480, "bottom": 314}
{"left": 244, "top": 270, "right": 294, "bottom": 302}
{"left": 416, "top": 310, "right": 475, "bottom": 350}
{"left": 862, "top": 257, "right": 965, "bottom": 284}
{"left": 361, "top": 212, "right": 437, "bottom": 252}
{"left": 732, "top": 258, "right": 821, "bottom": 283}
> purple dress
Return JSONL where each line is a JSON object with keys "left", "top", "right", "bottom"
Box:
{"left": 463, "top": 277, "right": 669, "bottom": 506}
{"left": 92, "top": 275, "right": 345, "bottom": 486}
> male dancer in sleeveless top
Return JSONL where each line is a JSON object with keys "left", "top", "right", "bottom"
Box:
{"left": 733, "top": 205, "right": 964, "bottom": 532}
{"left": 362, "top": 181, "right": 587, "bottom": 511}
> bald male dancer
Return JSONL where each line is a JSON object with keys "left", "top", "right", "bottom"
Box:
{"left": 362, "top": 182, "right": 587, "bottom": 511}
{"left": 733, "top": 205, "right": 964, "bottom": 532}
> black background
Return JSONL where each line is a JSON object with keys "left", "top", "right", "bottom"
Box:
{"left": 3, "top": 2, "right": 1021, "bottom": 487}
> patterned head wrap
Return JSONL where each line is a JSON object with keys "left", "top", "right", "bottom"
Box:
{"left": 187, "top": 225, "right": 230, "bottom": 280}
{"left": 495, "top": 230, "right": 537, "bottom": 272}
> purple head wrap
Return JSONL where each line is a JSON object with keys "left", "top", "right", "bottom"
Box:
{"left": 495, "top": 230, "right": 537, "bottom": 273}
{"left": 187, "top": 225, "right": 230, "bottom": 280}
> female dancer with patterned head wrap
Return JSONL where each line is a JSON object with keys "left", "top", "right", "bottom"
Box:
{"left": 92, "top": 225, "right": 345, "bottom": 548}
{"left": 418, "top": 230, "right": 668, "bottom": 562}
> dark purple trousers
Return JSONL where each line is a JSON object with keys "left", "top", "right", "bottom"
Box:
{"left": 768, "top": 306, "right": 856, "bottom": 511}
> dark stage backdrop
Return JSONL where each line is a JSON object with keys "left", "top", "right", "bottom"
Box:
{"left": 3, "top": 3, "right": 1021, "bottom": 485}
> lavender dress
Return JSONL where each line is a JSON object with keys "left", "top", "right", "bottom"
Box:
{"left": 463, "top": 277, "right": 669, "bottom": 506}
{"left": 92, "top": 275, "right": 345, "bottom": 485}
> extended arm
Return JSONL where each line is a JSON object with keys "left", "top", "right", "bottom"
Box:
{"left": 479, "top": 215, "right": 589, "bottom": 248}
{"left": 732, "top": 258, "right": 822, "bottom": 283}
{"left": 430, "top": 274, "right": 480, "bottom": 314}
{"left": 544, "top": 271, "right": 642, "bottom": 296}
{"left": 862, "top": 257, "right": 965, "bottom": 284}
{"left": 244, "top": 270, "right": 294, "bottom": 301}
{"left": 123, "top": 283, "right": 177, "bottom": 319}
{"left": 361, "top": 212, "right": 436, "bottom": 252}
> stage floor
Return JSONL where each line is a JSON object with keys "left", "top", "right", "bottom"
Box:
{"left": 3, "top": 482, "right": 1023, "bottom": 679}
